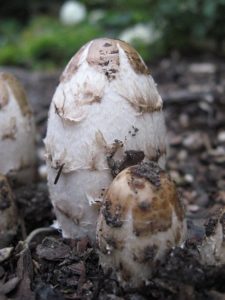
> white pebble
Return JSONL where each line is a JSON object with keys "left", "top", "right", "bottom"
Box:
{"left": 218, "top": 131, "right": 225, "bottom": 143}
{"left": 188, "top": 204, "right": 199, "bottom": 213}
{"left": 184, "top": 174, "right": 194, "bottom": 183}
{"left": 38, "top": 164, "right": 47, "bottom": 180}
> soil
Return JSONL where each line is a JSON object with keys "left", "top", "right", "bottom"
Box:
{"left": 0, "top": 55, "right": 225, "bottom": 300}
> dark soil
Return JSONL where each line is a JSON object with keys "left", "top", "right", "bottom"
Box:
{"left": 0, "top": 55, "right": 225, "bottom": 300}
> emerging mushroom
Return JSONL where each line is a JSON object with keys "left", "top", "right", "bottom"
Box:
{"left": 0, "top": 72, "right": 36, "bottom": 184}
{"left": 199, "top": 207, "right": 225, "bottom": 265}
{"left": 45, "top": 38, "right": 167, "bottom": 241}
{"left": 0, "top": 173, "right": 18, "bottom": 248}
{"left": 97, "top": 162, "right": 186, "bottom": 287}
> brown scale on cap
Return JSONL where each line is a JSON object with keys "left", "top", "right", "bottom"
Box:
{"left": 0, "top": 79, "right": 9, "bottom": 109}
{"left": 87, "top": 38, "right": 120, "bottom": 80}
{"left": 132, "top": 169, "right": 184, "bottom": 237}
{"left": 60, "top": 44, "right": 87, "bottom": 82}
{"left": 0, "top": 73, "right": 31, "bottom": 116}
{"left": 1, "top": 117, "right": 17, "bottom": 141}
{"left": 118, "top": 40, "right": 150, "bottom": 75}
{"left": 87, "top": 38, "right": 150, "bottom": 79}
{"left": 60, "top": 38, "right": 150, "bottom": 83}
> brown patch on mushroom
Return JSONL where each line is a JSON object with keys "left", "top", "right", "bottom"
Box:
{"left": 119, "top": 261, "right": 131, "bottom": 281}
{"left": 55, "top": 203, "right": 83, "bottom": 226}
{"left": 175, "top": 228, "right": 181, "bottom": 244}
{"left": 134, "top": 244, "right": 159, "bottom": 263}
{"left": 160, "top": 174, "right": 185, "bottom": 222}
{"left": 87, "top": 38, "right": 120, "bottom": 81}
{"left": 130, "top": 161, "right": 161, "bottom": 187}
{"left": 118, "top": 40, "right": 150, "bottom": 75}
{"left": 132, "top": 193, "right": 172, "bottom": 237}
{"left": 0, "top": 80, "right": 9, "bottom": 109}
{"left": 76, "top": 81, "right": 103, "bottom": 106}
{"left": 132, "top": 178, "right": 146, "bottom": 191}
{"left": 89, "top": 155, "right": 98, "bottom": 171}
{"left": 60, "top": 44, "right": 87, "bottom": 82}
{"left": 102, "top": 177, "right": 133, "bottom": 228}
{"left": 138, "top": 199, "right": 150, "bottom": 211}
{"left": 104, "top": 236, "right": 125, "bottom": 251}
{"left": 1, "top": 117, "right": 17, "bottom": 140}
{"left": 0, "top": 72, "right": 31, "bottom": 116}
{"left": 166, "top": 240, "right": 173, "bottom": 248}
{"left": 130, "top": 164, "right": 184, "bottom": 237}
{"left": 119, "top": 93, "right": 162, "bottom": 114}
{"left": 107, "top": 149, "right": 144, "bottom": 178}
{"left": 78, "top": 90, "right": 102, "bottom": 105}
{"left": 146, "top": 145, "right": 167, "bottom": 163}
{"left": 102, "top": 196, "right": 124, "bottom": 228}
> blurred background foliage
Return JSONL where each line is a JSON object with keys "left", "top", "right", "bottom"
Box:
{"left": 0, "top": 0, "right": 224, "bottom": 70}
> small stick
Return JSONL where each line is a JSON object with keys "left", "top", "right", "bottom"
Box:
{"left": 54, "top": 163, "right": 65, "bottom": 184}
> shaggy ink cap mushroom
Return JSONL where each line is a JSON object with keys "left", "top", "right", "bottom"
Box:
{"left": 97, "top": 162, "right": 187, "bottom": 287}
{"left": 0, "top": 72, "right": 36, "bottom": 184}
{"left": 45, "top": 38, "right": 167, "bottom": 242}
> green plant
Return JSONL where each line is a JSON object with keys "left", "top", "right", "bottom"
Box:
{"left": 150, "top": 0, "right": 225, "bottom": 53}
{"left": 0, "top": 16, "right": 104, "bottom": 69}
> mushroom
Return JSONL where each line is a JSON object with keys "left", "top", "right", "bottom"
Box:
{"left": 45, "top": 38, "right": 167, "bottom": 241}
{"left": 97, "top": 162, "right": 186, "bottom": 287}
{"left": 199, "top": 207, "right": 225, "bottom": 265}
{"left": 0, "top": 173, "right": 18, "bottom": 248}
{"left": 0, "top": 72, "right": 36, "bottom": 184}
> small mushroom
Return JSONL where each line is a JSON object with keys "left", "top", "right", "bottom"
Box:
{"left": 0, "top": 173, "right": 18, "bottom": 248}
{"left": 97, "top": 162, "right": 186, "bottom": 287}
{"left": 199, "top": 207, "right": 225, "bottom": 265}
{"left": 0, "top": 72, "right": 36, "bottom": 184}
{"left": 45, "top": 38, "right": 167, "bottom": 241}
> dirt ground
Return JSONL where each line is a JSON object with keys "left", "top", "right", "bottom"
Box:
{"left": 0, "top": 54, "right": 225, "bottom": 300}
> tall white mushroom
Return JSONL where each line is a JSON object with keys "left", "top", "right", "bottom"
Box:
{"left": 45, "top": 38, "right": 167, "bottom": 242}
{"left": 0, "top": 72, "right": 36, "bottom": 184}
{"left": 97, "top": 162, "right": 187, "bottom": 287}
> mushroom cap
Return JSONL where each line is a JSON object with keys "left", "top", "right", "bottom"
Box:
{"left": 0, "top": 72, "right": 36, "bottom": 183}
{"left": 45, "top": 38, "right": 167, "bottom": 241}
{"left": 97, "top": 162, "right": 186, "bottom": 286}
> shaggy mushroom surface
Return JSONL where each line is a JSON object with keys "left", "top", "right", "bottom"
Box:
{"left": 45, "top": 38, "right": 167, "bottom": 241}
